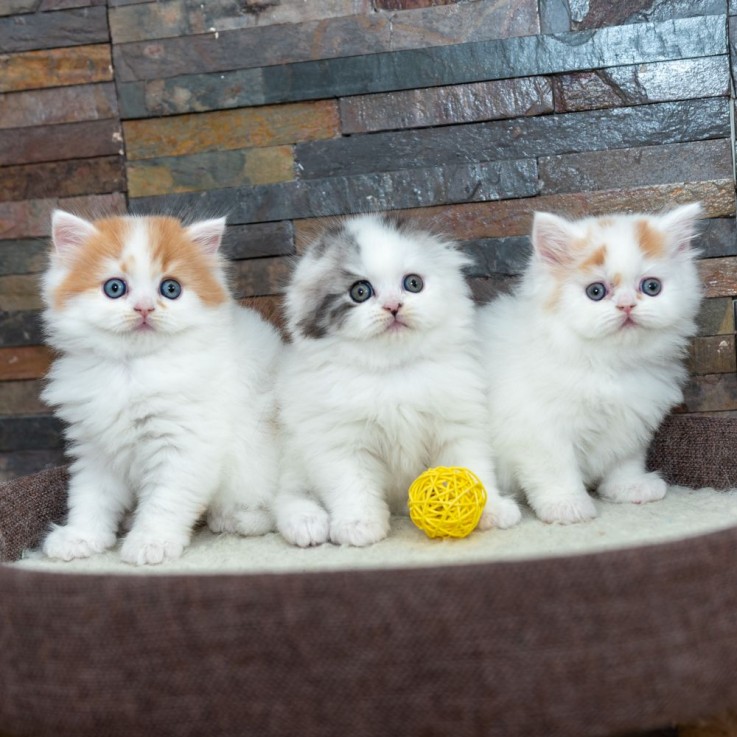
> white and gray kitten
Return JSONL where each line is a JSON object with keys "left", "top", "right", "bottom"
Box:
{"left": 477, "top": 204, "right": 703, "bottom": 524}
{"left": 275, "top": 214, "right": 522, "bottom": 547}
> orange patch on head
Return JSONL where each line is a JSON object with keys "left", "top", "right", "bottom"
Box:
{"left": 579, "top": 244, "right": 607, "bottom": 271}
{"left": 146, "top": 217, "right": 227, "bottom": 307}
{"left": 54, "top": 217, "right": 129, "bottom": 308}
{"left": 635, "top": 219, "right": 666, "bottom": 259}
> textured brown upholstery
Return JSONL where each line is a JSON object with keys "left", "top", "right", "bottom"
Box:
{"left": 1, "top": 414, "right": 736, "bottom": 737}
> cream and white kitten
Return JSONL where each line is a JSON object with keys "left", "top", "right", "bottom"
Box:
{"left": 275, "top": 214, "right": 522, "bottom": 547}
{"left": 477, "top": 204, "right": 703, "bottom": 524}
{"left": 41, "top": 211, "right": 282, "bottom": 565}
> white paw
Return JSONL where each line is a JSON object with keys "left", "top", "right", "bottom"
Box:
{"left": 330, "top": 517, "right": 390, "bottom": 547}
{"left": 42, "top": 526, "right": 116, "bottom": 561}
{"left": 599, "top": 472, "right": 667, "bottom": 505}
{"left": 477, "top": 496, "right": 522, "bottom": 530}
{"left": 532, "top": 493, "right": 597, "bottom": 525}
{"left": 207, "top": 506, "right": 274, "bottom": 536}
{"left": 119, "top": 531, "right": 186, "bottom": 566}
{"left": 278, "top": 508, "right": 330, "bottom": 548}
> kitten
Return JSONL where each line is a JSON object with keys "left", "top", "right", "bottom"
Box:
{"left": 275, "top": 214, "right": 522, "bottom": 547}
{"left": 41, "top": 211, "right": 282, "bottom": 565}
{"left": 477, "top": 203, "right": 703, "bottom": 524}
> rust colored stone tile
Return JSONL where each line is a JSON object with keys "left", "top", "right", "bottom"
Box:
{"left": 682, "top": 373, "right": 737, "bottom": 413}
{"left": 0, "top": 275, "right": 43, "bottom": 312}
{"left": 698, "top": 257, "right": 737, "bottom": 299}
{"left": 340, "top": 77, "right": 554, "bottom": 133}
{"left": 239, "top": 295, "right": 285, "bottom": 334}
{"left": 126, "top": 146, "right": 293, "bottom": 198}
{"left": 0, "top": 83, "right": 118, "bottom": 130}
{"left": 110, "top": 0, "right": 371, "bottom": 44}
{"left": 0, "top": 156, "right": 126, "bottom": 203}
{"left": 0, "top": 44, "right": 112, "bottom": 94}
{"left": 0, "top": 193, "right": 126, "bottom": 240}
{"left": 0, "top": 345, "right": 53, "bottom": 381}
{"left": 0, "top": 120, "right": 124, "bottom": 167}
{"left": 293, "top": 181, "right": 735, "bottom": 246}
{"left": 539, "top": 140, "right": 733, "bottom": 195}
{"left": 688, "top": 335, "right": 737, "bottom": 375}
{"left": 123, "top": 101, "right": 339, "bottom": 161}
{"left": 0, "top": 379, "right": 48, "bottom": 416}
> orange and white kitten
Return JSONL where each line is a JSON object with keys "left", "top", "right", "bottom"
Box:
{"left": 41, "top": 211, "right": 282, "bottom": 565}
{"left": 477, "top": 204, "right": 703, "bottom": 524}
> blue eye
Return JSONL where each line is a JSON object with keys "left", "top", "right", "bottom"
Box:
{"left": 585, "top": 282, "right": 607, "bottom": 301}
{"left": 160, "top": 279, "right": 182, "bottom": 300}
{"left": 103, "top": 278, "right": 126, "bottom": 299}
{"left": 349, "top": 280, "right": 372, "bottom": 303}
{"left": 640, "top": 277, "right": 662, "bottom": 296}
{"left": 402, "top": 274, "right": 424, "bottom": 293}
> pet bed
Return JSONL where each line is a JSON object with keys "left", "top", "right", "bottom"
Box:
{"left": 1, "top": 414, "right": 737, "bottom": 737}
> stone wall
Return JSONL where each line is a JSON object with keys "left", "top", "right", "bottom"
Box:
{"left": 0, "top": 0, "right": 735, "bottom": 479}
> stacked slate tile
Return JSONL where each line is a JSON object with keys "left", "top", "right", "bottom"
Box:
{"left": 0, "top": 0, "right": 735, "bottom": 480}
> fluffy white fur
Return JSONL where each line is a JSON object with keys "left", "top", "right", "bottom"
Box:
{"left": 275, "top": 214, "right": 522, "bottom": 548}
{"left": 477, "top": 204, "right": 703, "bottom": 524}
{"left": 41, "top": 211, "right": 282, "bottom": 565}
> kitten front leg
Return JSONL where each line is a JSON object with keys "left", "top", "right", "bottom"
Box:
{"left": 43, "top": 461, "right": 130, "bottom": 561}
{"left": 274, "top": 462, "right": 330, "bottom": 548}
{"left": 120, "top": 464, "right": 212, "bottom": 565}
{"left": 310, "top": 453, "right": 391, "bottom": 547}
{"left": 513, "top": 442, "right": 597, "bottom": 524}
{"left": 598, "top": 451, "right": 667, "bottom": 505}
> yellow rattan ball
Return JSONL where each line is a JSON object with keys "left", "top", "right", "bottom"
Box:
{"left": 408, "top": 467, "right": 487, "bottom": 539}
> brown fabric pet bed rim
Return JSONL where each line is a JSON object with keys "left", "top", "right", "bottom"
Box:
{"left": 1, "top": 413, "right": 737, "bottom": 737}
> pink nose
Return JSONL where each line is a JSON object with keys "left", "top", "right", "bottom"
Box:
{"left": 383, "top": 302, "right": 402, "bottom": 316}
{"left": 617, "top": 303, "right": 635, "bottom": 315}
{"left": 135, "top": 305, "right": 154, "bottom": 318}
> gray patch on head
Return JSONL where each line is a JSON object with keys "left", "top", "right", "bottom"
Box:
{"left": 297, "top": 290, "right": 355, "bottom": 339}
{"left": 293, "top": 225, "right": 364, "bottom": 339}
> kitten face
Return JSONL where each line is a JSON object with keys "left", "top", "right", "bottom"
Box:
{"left": 530, "top": 204, "right": 702, "bottom": 341}
{"left": 286, "top": 215, "right": 472, "bottom": 344}
{"left": 45, "top": 212, "right": 228, "bottom": 348}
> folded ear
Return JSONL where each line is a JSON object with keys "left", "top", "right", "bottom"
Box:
{"left": 658, "top": 202, "right": 703, "bottom": 253}
{"left": 51, "top": 210, "right": 98, "bottom": 261}
{"left": 531, "top": 211, "right": 581, "bottom": 266}
{"left": 186, "top": 217, "right": 227, "bottom": 254}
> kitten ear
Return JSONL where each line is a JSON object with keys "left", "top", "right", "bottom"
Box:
{"left": 531, "top": 212, "right": 580, "bottom": 266}
{"left": 186, "top": 217, "right": 226, "bottom": 254}
{"left": 658, "top": 202, "right": 703, "bottom": 253}
{"left": 51, "top": 210, "right": 97, "bottom": 260}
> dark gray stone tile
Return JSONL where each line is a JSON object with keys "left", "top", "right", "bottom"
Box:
{"left": 461, "top": 237, "right": 532, "bottom": 277}
{"left": 698, "top": 218, "right": 737, "bottom": 259}
{"left": 0, "top": 415, "right": 64, "bottom": 452}
{"left": 539, "top": 139, "right": 733, "bottom": 194}
{"left": 296, "top": 98, "right": 730, "bottom": 179}
{"left": 223, "top": 222, "right": 295, "bottom": 260}
{"left": 0, "top": 6, "right": 108, "bottom": 53}
{"left": 553, "top": 56, "right": 729, "bottom": 112}
{"left": 0, "top": 240, "right": 47, "bottom": 275}
{"left": 0, "top": 311, "right": 43, "bottom": 348}
{"left": 131, "top": 159, "right": 539, "bottom": 225}
{"left": 0, "top": 449, "right": 67, "bottom": 482}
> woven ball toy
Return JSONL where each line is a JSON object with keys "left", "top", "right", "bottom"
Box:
{"left": 408, "top": 466, "right": 487, "bottom": 539}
